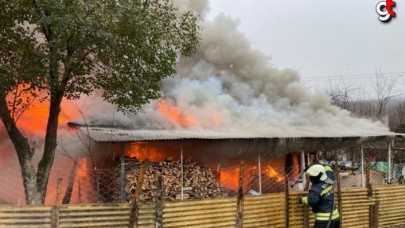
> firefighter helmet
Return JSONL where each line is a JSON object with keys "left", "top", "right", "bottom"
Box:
{"left": 306, "top": 164, "right": 327, "bottom": 181}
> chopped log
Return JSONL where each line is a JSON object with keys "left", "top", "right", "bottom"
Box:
{"left": 114, "top": 157, "right": 229, "bottom": 203}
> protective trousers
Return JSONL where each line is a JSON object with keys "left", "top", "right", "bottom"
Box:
{"left": 313, "top": 218, "right": 340, "bottom": 228}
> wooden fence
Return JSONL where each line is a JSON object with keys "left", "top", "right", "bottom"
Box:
{"left": 163, "top": 197, "right": 237, "bottom": 227}
{"left": 0, "top": 205, "right": 52, "bottom": 228}
{"left": 0, "top": 185, "right": 404, "bottom": 227}
{"left": 243, "top": 193, "right": 285, "bottom": 227}
{"left": 0, "top": 204, "right": 131, "bottom": 228}
{"left": 374, "top": 185, "right": 405, "bottom": 227}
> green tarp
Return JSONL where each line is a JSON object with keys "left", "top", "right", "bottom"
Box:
{"left": 370, "top": 161, "right": 404, "bottom": 180}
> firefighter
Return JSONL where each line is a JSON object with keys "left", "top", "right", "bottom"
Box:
{"left": 299, "top": 164, "right": 340, "bottom": 228}
{"left": 324, "top": 164, "right": 335, "bottom": 182}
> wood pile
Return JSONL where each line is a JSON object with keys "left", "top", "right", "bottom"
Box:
{"left": 115, "top": 157, "right": 229, "bottom": 202}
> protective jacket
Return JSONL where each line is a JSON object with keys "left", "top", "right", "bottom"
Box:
{"left": 324, "top": 165, "right": 335, "bottom": 182}
{"left": 301, "top": 180, "right": 339, "bottom": 221}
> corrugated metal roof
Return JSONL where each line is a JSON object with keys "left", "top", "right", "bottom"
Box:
{"left": 78, "top": 127, "right": 401, "bottom": 143}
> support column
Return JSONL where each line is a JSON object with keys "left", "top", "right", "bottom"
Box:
{"left": 258, "top": 152, "right": 262, "bottom": 194}
{"left": 361, "top": 144, "right": 365, "bottom": 188}
{"left": 181, "top": 146, "right": 184, "bottom": 200}
{"left": 284, "top": 175, "right": 289, "bottom": 228}
{"left": 236, "top": 161, "right": 245, "bottom": 228}
{"left": 388, "top": 140, "right": 392, "bottom": 184}
{"left": 120, "top": 143, "right": 125, "bottom": 202}
{"left": 300, "top": 151, "right": 306, "bottom": 190}
{"left": 307, "top": 153, "right": 310, "bottom": 167}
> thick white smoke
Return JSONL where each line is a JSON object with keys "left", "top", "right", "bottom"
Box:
{"left": 133, "top": 12, "right": 390, "bottom": 137}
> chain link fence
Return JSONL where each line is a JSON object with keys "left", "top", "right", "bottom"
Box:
{"left": 0, "top": 166, "right": 120, "bottom": 205}
{"left": 216, "top": 164, "right": 299, "bottom": 195}
{"left": 0, "top": 159, "right": 403, "bottom": 205}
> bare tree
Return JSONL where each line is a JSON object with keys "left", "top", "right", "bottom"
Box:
{"left": 351, "top": 90, "right": 377, "bottom": 119}
{"left": 389, "top": 100, "right": 405, "bottom": 131}
{"left": 57, "top": 99, "right": 118, "bottom": 203}
{"left": 373, "top": 71, "right": 403, "bottom": 119}
{"left": 325, "top": 77, "right": 359, "bottom": 111}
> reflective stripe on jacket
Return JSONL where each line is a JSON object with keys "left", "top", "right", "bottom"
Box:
{"left": 324, "top": 165, "right": 335, "bottom": 182}
{"left": 315, "top": 209, "right": 340, "bottom": 221}
{"left": 301, "top": 181, "right": 340, "bottom": 221}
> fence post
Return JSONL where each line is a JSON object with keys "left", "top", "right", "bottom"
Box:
{"left": 334, "top": 160, "right": 342, "bottom": 228}
{"left": 236, "top": 160, "right": 245, "bottom": 228}
{"left": 51, "top": 178, "right": 63, "bottom": 228}
{"left": 369, "top": 204, "right": 375, "bottom": 228}
{"left": 366, "top": 157, "right": 372, "bottom": 198}
{"left": 285, "top": 175, "right": 289, "bottom": 228}
{"left": 303, "top": 154, "right": 314, "bottom": 228}
{"left": 388, "top": 140, "right": 392, "bottom": 183}
{"left": 181, "top": 146, "right": 184, "bottom": 200}
{"left": 129, "top": 162, "right": 146, "bottom": 228}
{"left": 370, "top": 198, "right": 379, "bottom": 228}
{"left": 375, "top": 201, "right": 379, "bottom": 228}
{"left": 155, "top": 176, "right": 163, "bottom": 228}
{"left": 361, "top": 144, "right": 365, "bottom": 188}
{"left": 258, "top": 152, "right": 262, "bottom": 194}
{"left": 366, "top": 157, "right": 378, "bottom": 228}
{"left": 120, "top": 143, "right": 126, "bottom": 202}
{"left": 303, "top": 174, "right": 310, "bottom": 228}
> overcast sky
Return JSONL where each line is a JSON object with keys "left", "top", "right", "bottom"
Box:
{"left": 207, "top": 0, "right": 405, "bottom": 91}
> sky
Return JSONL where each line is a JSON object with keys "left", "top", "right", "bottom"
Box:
{"left": 207, "top": 0, "right": 405, "bottom": 92}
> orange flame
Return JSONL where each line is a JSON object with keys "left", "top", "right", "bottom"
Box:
{"left": 78, "top": 158, "right": 88, "bottom": 178}
{"left": 156, "top": 99, "right": 196, "bottom": 127}
{"left": 76, "top": 157, "right": 93, "bottom": 203}
{"left": 6, "top": 85, "right": 76, "bottom": 134}
{"left": 220, "top": 168, "right": 240, "bottom": 191}
{"left": 126, "top": 143, "right": 167, "bottom": 162}
{"left": 292, "top": 152, "right": 300, "bottom": 180}
{"left": 220, "top": 165, "right": 256, "bottom": 191}
{"left": 265, "top": 165, "right": 284, "bottom": 182}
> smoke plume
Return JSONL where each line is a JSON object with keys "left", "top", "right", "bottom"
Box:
{"left": 132, "top": 12, "right": 390, "bottom": 137}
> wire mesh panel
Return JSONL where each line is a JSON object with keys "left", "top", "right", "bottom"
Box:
{"left": 217, "top": 163, "right": 300, "bottom": 196}
{"left": 0, "top": 161, "right": 301, "bottom": 205}
{"left": 46, "top": 168, "right": 121, "bottom": 204}
{"left": 0, "top": 167, "right": 25, "bottom": 204}
{"left": 0, "top": 166, "right": 122, "bottom": 205}
{"left": 0, "top": 157, "right": 401, "bottom": 208}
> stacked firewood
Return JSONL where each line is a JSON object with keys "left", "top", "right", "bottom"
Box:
{"left": 114, "top": 157, "right": 229, "bottom": 202}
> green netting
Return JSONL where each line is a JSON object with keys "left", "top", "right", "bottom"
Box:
{"left": 370, "top": 162, "right": 403, "bottom": 180}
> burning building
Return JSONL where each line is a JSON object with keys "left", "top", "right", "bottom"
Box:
{"left": 0, "top": 1, "right": 398, "bottom": 205}
{"left": 61, "top": 124, "right": 395, "bottom": 203}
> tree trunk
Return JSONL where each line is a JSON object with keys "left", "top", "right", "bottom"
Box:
{"left": 0, "top": 91, "right": 41, "bottom": 204}
{"left": 21, "top": 160, "right": 42, "bottom": 204}
{"left": 36, "top": 92, "right": 64, "bottom": 203}
{"left": 0, "top": 85, "right": 64, "bottom": 204}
